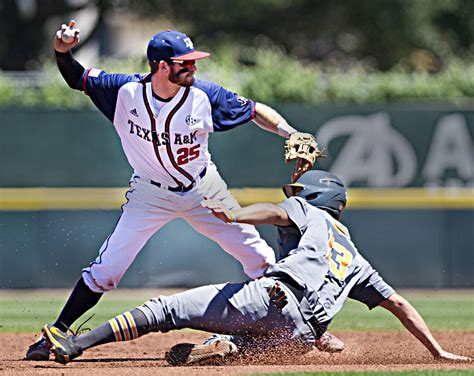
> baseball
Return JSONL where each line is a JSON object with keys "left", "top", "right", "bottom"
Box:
{"left": 61, "top": 20, "right": 76, "bottom": 44}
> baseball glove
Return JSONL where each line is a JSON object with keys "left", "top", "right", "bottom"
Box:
{"left": 284, "top": 132, "right": 324, "bottom": 182}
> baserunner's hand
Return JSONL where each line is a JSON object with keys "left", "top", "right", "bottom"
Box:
{"left": 434, "top": 350, "right": 472, "bottom": 362}
{"left": 201, "top": 198, "right": 236, "bottom": 223}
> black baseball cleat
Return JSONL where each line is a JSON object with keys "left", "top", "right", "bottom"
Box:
{"left": 25, "top": 335, "right": 51, "bottom": 360}
{"left": 42, "top": 324, "right": 83, "bottom": 364}
{"left": 165, "top": 339, "right": 238, "bottom": 366}
{"left": 314, "top": 331, "right": 345, "bottom": 353}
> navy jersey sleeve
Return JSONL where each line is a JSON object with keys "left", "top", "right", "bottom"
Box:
{"left": 80, "top": 68, "right": 143, "bottom": 122}
{"left": 193, "top": 79, "right": 255, "bottom": 132}
{"left": 278, "top": 197, "right": 310, "bottom": 234}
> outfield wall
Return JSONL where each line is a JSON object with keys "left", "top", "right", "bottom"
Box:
{"left": 0, "top": 207, "right": 472, "bottom": 289}
{"left": 1, "top": 104, "right": 473, "bottom": 188}
{"left": 1, "top": 106, "right": 473, "bottom": 288}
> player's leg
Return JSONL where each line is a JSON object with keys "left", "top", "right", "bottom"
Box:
{"left": 185, "top": 164, "right": 276, "bottom": 278}
{"left": 313, "top": 331, "right": 345, "bottom": 353}
{"left": 42, "top": 308, "right": 150, "bottom": 364}
{"left": 52, "top": 278, "right": 102, "bottom": 332}
{"left": 25, "top": 275, "right": 104, "bottom": 361}
{"left": 43, "top": 283, "right": 256, "bottom": 364}
{"left": 26, "top": 206, "right": 166, "bottom": 360}
{"left": 52, "top": 204, "right": 168, "bottom": 324}
{"left": 44, "top": 278, "right": 313, "bottom": 364}
{"left": 26, "top": 185, "right": 174, "bottom": 360}
{"left": 161, "top": 279, "right": 316, "bottom": 365}
{"left": 81, "top": 210, "right": 170, "bottom": 293}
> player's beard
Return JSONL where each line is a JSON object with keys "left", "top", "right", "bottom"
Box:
{"left": 168, "top": 68, "right": 195, "bottom": 87}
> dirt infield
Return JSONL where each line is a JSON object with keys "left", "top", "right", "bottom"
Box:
{"left": 1, "top": 331, "right": 473, "bottom": 375}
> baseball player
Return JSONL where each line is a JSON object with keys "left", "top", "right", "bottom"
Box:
{"left": 41, "top": 170, "right": 471, "bottom": 365}
{"left": 26, "top": 24, "right": 327, "bottom": 360}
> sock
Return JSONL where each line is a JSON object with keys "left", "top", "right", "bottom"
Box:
{"left": 75, "top": 309, "right": 149, "bottom": 350}
{"left": 53, "top": 277, "right": 103, "bottom": 332}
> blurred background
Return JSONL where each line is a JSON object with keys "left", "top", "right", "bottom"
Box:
{"left": 0, "top": 0, "right": 473, "bottom": 289}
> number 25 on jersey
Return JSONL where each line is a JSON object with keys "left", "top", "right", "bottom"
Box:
{"left": 177, "top": 144, "right": 200, "bottom": 165}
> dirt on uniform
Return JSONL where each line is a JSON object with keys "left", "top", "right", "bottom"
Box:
{"left": 1, "top": 331, "right": 473, "bottom": 375}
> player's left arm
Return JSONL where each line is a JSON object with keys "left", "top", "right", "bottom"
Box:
{"left": 201, "top": 199, "right": 291, "bottom": 226}
{"left": 252, "top": 102, "right": 297, "bottom": 139}
{"left": 195, "top": 79, "right": 308, "bottom": 139}
{"left": 197, "top": 80, "right": 320, "bottom": 181}
{"left": 253, "top": 102, "right": 322, "bottom": 182}
{"left": 380, "top": 293, "right": 472, "bottom": 362}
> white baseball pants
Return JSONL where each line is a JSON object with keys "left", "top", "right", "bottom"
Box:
{"left": 82, "top": 163, "right": 276, "bottom": 292}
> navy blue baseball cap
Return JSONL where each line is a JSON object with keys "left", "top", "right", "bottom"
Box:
{"left": 147, "top": 30, "right": 210, "bottom": 62}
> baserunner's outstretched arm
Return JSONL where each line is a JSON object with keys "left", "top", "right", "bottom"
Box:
{"left": 201, "top": 199, "right": 291, "bottom": 226}
{"left": 380, "top": 293, "right": 471, "bottom": 362}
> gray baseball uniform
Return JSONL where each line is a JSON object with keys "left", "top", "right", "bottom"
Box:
{"left": 135, "top": 197, "right": 395, "bottom": 347}
{"left": 273, "top": 197, "right": 395, "bottom": 326}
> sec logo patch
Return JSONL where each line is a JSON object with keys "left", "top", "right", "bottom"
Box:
{"left": 185, "top": 115, "right": 199, "bottom": 125}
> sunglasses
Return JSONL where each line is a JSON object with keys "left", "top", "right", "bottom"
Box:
{"left": 168, "top": 59, "right": 196, "bottom": 68}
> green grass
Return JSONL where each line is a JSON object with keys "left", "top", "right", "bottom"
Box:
{"left": 0, "top": 289, "right": 473, "bottom": 333}
{"left": 250, "top": 371, "right": 474, "bottom": 376}
{"left": 0, "top": 288, "right": 175, "bottom": 333}
{"left": 329, "top": 290, "right": 474, "bottom": 331}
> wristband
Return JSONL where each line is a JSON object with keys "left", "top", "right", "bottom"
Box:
{"left": 227, "top": 210, "right": 237, "bottom": 223}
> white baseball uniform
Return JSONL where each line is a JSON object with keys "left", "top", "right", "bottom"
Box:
{"left": 76, "top": 69, "right": 276, "bottom": 292}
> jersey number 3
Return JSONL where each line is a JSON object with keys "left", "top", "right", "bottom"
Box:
{"left": 177, "top": 144, "right": 200, "bottom": 165}
{"left": 327, "top": 226, "right": 355, "bottom": 281}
